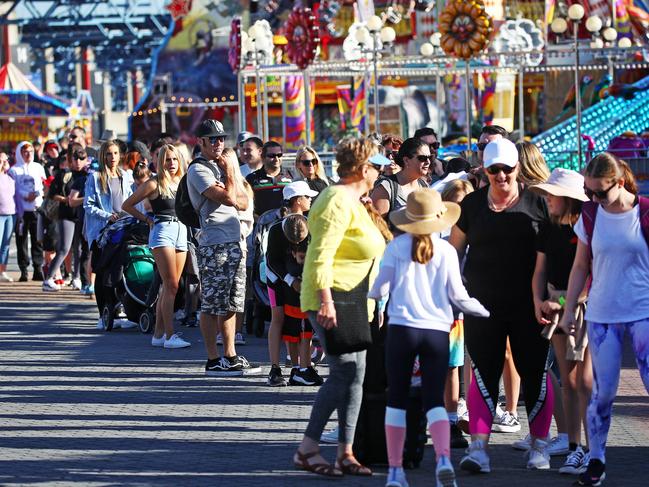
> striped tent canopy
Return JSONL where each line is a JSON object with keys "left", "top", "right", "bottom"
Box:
{"left": 0, "top": 62, "right": 69, "bottom": 117}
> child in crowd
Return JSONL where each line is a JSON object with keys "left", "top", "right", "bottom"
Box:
{"left": 369, "top": 188, "right": 489, "bottom": 487}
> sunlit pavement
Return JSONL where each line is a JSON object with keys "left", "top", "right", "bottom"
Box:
{"left": 0, "top": 271, "right": 647, "bottom": 486}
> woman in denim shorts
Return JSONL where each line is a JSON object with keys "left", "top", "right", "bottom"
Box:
{"left": 123, "top": 144, "right": 189, "bottom": 349}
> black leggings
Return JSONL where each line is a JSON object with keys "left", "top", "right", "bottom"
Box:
{"left": 464, "top": 311, "right": 553, "bottom": 437}
{"left": 386, "top": 325, "right": 449, "bottom": 412}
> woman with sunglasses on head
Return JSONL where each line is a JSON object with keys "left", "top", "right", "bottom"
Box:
{"left": 294, "top": 137, "right": 390, "bottom": 478}
{"left": 123, "top": 144, "right": 190, "bottom": 349}
{"left": 42, "top": 145, "right": 85, "bottom": 291}
{"left": 558, "top": 153, "right": 649, "bottom": 487}
{"left": 371, "top": 137, "right": 430, "bottom": 221}
{"left": 381, "top": 134, "right": 403, "bottom": 176}
{"left": 84, "top": 139, "right": 133, "bottom": 326}
{"left": 449, "top": 138, "right": 554, "bottom": 473}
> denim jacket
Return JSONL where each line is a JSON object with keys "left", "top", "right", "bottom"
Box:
{"left": 83, "top": 171, "right": 133, "bottom": 245}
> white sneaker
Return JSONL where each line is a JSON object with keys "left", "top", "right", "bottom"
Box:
{"left": 436, "top": 455, "right": 457, "bottom": 487}
{"left": 492, "top": 409, "right": 521, "bottom": 433}
{"left": 0, "top": 272, "right": 13, "bottom": 282}
{"left": 71, "top": 278, "right": 82, "bottom": 290}
{"left": 42, "top": 278, "right": 60, "bottom": 292}
{"left": 164, "top": 333, "right": 191, "bottom": 349}
{"left": 512, "top": 433, "right": 532, "bottom": 451}
{"left": 460, "top": 439, "right": 491, "bottom": 473}
{"left": 96, "top": 318, "right": 105, "bottom": 330}
{"left": 547, "top": 433, "right": 570, "bottom": 456}
{"left": 216, "top": 333, "right": 223, "bottom": 345}
{"left": 559, "top": 446, "right": 589, "bottom": 475}
{"left": 320, "top": 426, "right": 339, "bottom": 444}
{"left": 151, "top": 334, "right": 165, "bottom": 347}
{"left": 235, "top": 332, "right": 246, "bottom": 345}
{"left": 526, "top": 438, "right": 550, "bottom": 469}
{"left": 386, "top": 466, "right": 409, "bottom": 487}
{"left": 115, "top": 319, "right": 138, "bottom": 330}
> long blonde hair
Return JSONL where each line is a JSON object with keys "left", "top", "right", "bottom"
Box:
{"left": 98, "top": 140, "right": 122, "bottom": 194}
{"left": 222, "top": 147, "right": 253, "bottom": 204}
{"left": 156, "top": 144, "right": 185, "bottom": 198}
{"left": 295, "top": 145, "right": 328, "bottom": 182}
{"left": 516, "top": 141, "right": 550, "bottom": 185}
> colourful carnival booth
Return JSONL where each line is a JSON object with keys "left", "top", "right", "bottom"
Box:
{"left": 0, "top": 62, "right": 69, "bottom": 153}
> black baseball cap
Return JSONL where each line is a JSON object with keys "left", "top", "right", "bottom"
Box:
{"left": 196, "top": 119, "right": 229, "bottom": 138}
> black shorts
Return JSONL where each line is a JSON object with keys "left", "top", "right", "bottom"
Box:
{"left": 282, "top": 313, "right": 314, "bottom": 343}
{"left": 267, "top": 279, "right": 285, "bottom": 308}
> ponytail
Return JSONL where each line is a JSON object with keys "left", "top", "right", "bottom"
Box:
{"left": 585, "top": 152, "right": 638, "bottom": 195}
{"left": 411, "top": 234, "right": 434, "bottom": 264}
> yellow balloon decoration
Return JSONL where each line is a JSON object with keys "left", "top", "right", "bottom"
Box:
{"left": 439, "top": 0, "right": 493, "bottom": 59}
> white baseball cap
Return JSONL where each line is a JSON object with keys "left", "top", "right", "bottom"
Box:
{"left": 483, "top": 138, "right": 519, "bottom": 168}
{"left": 283, "top": 181, "right": 319, "bottom": 201}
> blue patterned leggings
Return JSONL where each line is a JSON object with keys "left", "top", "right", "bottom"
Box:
{"left": 587, "top": 319, "right": 649, "bottom": 463}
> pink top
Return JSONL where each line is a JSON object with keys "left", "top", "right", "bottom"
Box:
{"left": 0, "top": 172, "right": 16, "bottom": 215}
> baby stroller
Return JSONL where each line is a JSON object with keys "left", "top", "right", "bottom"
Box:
{"left": 93, "top": 217, "right": 158, "bottom": 332}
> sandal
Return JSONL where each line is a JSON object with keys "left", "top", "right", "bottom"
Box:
{"left": 335, "top": 453, "right": 373, "bottom": 476}
{"left": 293, "top": 450, "right": 343, "bottom": 477}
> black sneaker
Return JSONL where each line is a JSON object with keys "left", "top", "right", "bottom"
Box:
{"left": 205, "top": 357, "right": 243, "bottom": 377}
{"left": 290, "top": 367, "right": 324, "bottom": 386}
{"left": 450, "top": 422, "right": 468, "bottom": 448}
{"left": 19, "top": 271, "right": 28, "bottom": 282}
{"left": 577, "top": 459, "right": 606, "bottom": 486}
{"left": 32, "top": 269, "right": 44, "bottom": 281}
{"left": 230, "top": 355, "right": 261, "bottom": 375}
{"left": 267, "top": 365, "right": 287, "bottom": 387}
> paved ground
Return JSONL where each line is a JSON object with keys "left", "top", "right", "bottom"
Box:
{"left": 0, "top": 269, "right": 648, "bottom": 486}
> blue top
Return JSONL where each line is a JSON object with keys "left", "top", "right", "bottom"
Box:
{"left": 83, "top": 171, "right": 133, "bottom": 245}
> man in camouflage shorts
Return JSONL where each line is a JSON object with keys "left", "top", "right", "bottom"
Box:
{"left": 187, "top": 120, "right": 261, "bottom": 376}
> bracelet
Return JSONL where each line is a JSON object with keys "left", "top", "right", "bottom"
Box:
{"left": 320, "top": 301, "right": 334, "bottom": 306}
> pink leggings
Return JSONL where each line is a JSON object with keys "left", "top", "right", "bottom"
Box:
{"left": 465, "top": 313, "right": 554, "bottom": 438}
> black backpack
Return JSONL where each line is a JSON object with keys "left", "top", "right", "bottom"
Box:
{"left": 175, "top": 157, "right": 210, "bottom": 228}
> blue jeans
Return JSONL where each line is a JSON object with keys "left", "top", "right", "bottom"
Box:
{"left": 0, "top": 214, "right": 15, "bottom": 265}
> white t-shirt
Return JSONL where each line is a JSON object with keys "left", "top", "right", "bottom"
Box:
{"left": 574, "top": 204, "right": 649, "bottom": 323}
{"left": 368, "top": 234, "right": 489, "bottom": 331}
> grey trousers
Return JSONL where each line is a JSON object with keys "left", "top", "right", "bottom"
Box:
{"left": 47, "top": 219, "right": 76, "bottom": 280}
{"left": 304, "top": 312, "right": 367, "bottom": 445}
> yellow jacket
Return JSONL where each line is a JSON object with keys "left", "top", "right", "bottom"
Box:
{"left": 301, "top": 185, "right": 386, "bottom": 315}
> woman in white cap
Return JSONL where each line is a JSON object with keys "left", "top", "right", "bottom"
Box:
{"left": 369, "top": 188, "right": 489, "bottom": 487}
{"left": 529, "top": 168, "right": 593, "bottom": 476}
{"left": 265, "top": 180, "right": 319, "bottom": 387}
{"left": 449, "top": 138, "right": 553, "bottom": 473}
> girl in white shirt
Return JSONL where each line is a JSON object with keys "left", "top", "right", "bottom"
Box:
{"left": 369, "top": 188, "right": 489, "bottom": 487}
{"left": 559, "top": 153, "right": 649, "bottom": 487}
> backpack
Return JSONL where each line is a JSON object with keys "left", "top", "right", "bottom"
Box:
{"left": 252, "top": 208, "right": 282, "bottom": 285}
{"left": 581, "top": 196, "right": 649, "bottom": 260}
{"left": 175, "top": 157, "right": 210, "bottom": 228}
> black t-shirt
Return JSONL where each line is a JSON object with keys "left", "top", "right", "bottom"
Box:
{"left": 246, "top": 167, "right": 293, "bottom": 216}
{"left": 306, "top": 177, "right": 330, "bottom": 198}
{"left": 457, "top": 185, "right": 549, "bottom": 315}
{"left": 49, "top": 169, "right": 78, "bottom": 221}
{"left": 70, "top": 170, "right": 88, "bottom": 221}
{"left": 536, "top": 222, "right": 578, "bottom": 290}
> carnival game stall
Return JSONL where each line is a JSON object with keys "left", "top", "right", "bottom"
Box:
{"left": 0, "top": 62, "right": 69, "bottom": 154}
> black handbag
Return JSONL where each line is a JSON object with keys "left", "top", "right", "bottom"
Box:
{"left": 323, "top": 262, "right": 375, "bottom": 356}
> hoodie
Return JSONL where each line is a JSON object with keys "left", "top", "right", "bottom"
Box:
{"left": 8, "top": 141, "right": 46, "bottom": 213}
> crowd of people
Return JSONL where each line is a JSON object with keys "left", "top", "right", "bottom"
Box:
{"left": 1, "top": 120, "right": 647, "bottom": 487}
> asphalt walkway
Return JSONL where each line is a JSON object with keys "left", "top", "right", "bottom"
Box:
{"left": 0, "top": 273, "right": 648, "bottom": 486}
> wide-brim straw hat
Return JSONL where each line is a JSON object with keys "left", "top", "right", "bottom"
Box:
{"left": 528, "top": 168, "right": 589, "bottom": 202}
{"left": 390, "top": 188, "right": 461, "bottom": 235}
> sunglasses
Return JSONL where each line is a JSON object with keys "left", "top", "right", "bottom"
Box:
{"left": 368, "top": 163, "right": 383, "bottom": 172}
{"left": 584, "top": 181, "right": 617, "bottom": 200}
{"left": 486, "top": 164, "right": 516, "bottom": 175}
{"left": 267, "top": 153, "right": 283, "bottom": 159}
{"left": 415, "top": 155, "right": 433, "bottom": 163}
{"left": 73, "top": 154, "right": 87, "bottom": 161}
{"left": 387, "top": 150, "right": 399, "bottom": 159}
{"left": 300, "top": 158, "right": 317, "bottom": 166}
{"left": 429, "top": 142, "right": 441, "bottom": 150}
{"left": 135, "top": 160, "right": 147, "bottom": 167}
{"left": 206, "top": 136, "right": 225, "bottom": 145}
{"left": 477, "top": 142, "right": 489, "bottom": 151}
